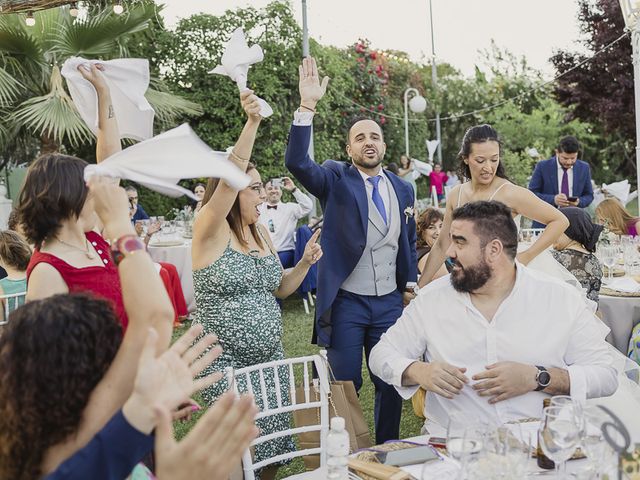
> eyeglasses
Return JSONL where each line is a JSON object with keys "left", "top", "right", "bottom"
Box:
{"left": 128, "top": 196, "right": 138, "bottom": 201}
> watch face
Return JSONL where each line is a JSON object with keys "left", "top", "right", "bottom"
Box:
{"left": 123, "top": 236, "right": 143, "bottom": 253}
{"left": 539, "top": 371, "right": 551, "bottom": 387}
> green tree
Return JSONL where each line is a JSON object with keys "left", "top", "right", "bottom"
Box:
{"left": 0, "top": 1, "right": 201, "bottom": 167}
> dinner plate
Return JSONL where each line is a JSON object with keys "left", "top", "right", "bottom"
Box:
{"left": 149, "top": 240, "right": 184, "bottom": 247}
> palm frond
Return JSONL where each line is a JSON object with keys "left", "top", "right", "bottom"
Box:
{"left": 145, "top": 87, "right": 203, "bottom": 127}
{"left": 0, "top": 64, "right": 22, "bottom": 104}
{"left": 11, "top": 65, "right": 92, "bottom": 147}
{"left": 51, "top": 2, "right": 157, "bottom": 58}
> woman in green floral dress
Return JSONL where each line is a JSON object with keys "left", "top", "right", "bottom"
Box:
{"left": 191, "top": 90, "right": 322, "bottom": 480}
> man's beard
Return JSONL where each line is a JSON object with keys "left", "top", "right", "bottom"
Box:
{"left": 450, "top": 257, "right": 492, "bottom": 293}
{"left": 352, "top": 152, "right": 383, "bottom": 170}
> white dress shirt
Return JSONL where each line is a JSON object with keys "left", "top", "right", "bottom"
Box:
{"left": 556, "top": 157, "right": 575, "bottom": 198}
{"left": 369, "top": 263, "right": 617, "bottom": 429}
{"left": 258, "top": 189, "right": 313, "bottom": 251}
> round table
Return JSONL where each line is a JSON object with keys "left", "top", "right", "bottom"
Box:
{"left": 599, "top": 291, "right": 640, "bottom": 354}
{"left": 147, "top": 240, "right": 195, "bottom": 313}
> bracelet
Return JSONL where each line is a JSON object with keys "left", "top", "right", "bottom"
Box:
{"left": 229, "top": 150, "right": 249, "bottom": 163}
{"left": 299, "top": 104, "right": 316, "bottom": 114}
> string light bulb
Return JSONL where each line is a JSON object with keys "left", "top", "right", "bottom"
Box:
{"left": 113, "top": 1, "right": 124, "bottom": 14}
{"left": 25, "top": 11, "right": 35, "bottom": 26}
{"left": 69, "top": 2, "right": 79, "bottom": 17}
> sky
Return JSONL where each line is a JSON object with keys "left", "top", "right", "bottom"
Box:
{"left": 160, "top": 0, "right": 587, "bottom": 77}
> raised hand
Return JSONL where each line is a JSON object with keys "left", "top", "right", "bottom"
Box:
{"left": 78, "top": 63, "right": 109, "bottom": 94}
{"left": 154, "top": 392, "right": 259, "bottom": 480}
{"left": 87, "top": 175, "right": 133, "bottom": 239}
{"left": 302, "top": 228, "right": 323, "bottom": 266}
{"left": 282, "top": 176, "right": 296, "bottom": 192}
{"left": 298, "top": 56, "right": 329, "bottom": 111}
{"left": 240, "top": 89, "right": 262, "bottom": 122}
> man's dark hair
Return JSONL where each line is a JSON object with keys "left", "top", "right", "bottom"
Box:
{"left": 451, "top": 201, "right": 518, "bottom": 259}
{"left": 16, "top": 154, "right": 89, "bottom": 249}
{"left": 557, "top": 136, "right": 580, "bottom": 154}
{"left": 346, "top": 116, "right": 382, "bottom": 144}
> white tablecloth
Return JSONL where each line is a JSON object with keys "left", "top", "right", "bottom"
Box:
{"left": 599, "top": 293, "right": 640, "bottom": 354}
{"left": 147, "top": 241, "right": 195, "bottom": 313}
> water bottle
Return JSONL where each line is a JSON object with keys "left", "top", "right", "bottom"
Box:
{"left": 326, "top": 417, "right": 349, "bottom": 480}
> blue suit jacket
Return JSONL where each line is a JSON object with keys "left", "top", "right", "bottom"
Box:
{"left": 529, "top": 157, "right": 593, "bottom": 228}
{"left": 285, "top": 124, "right": 417, "bottom": 347}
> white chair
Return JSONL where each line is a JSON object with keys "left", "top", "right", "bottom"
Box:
{"left": 0, "top": 291, "right": 26, "bottom": 326}
{"left": 227, "top": 353, "right": 330, "bottom": 480}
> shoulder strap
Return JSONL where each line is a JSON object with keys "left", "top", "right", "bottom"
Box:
{"left": 457, "top": 183, "right": 464, "bottom": 208}
{"left": 256, "top": 225, "right": 277, "bottom": 256}
{"left": 488, "top": 181, "right": 510, "bottom": 201}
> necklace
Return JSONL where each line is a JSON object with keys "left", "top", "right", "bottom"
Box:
{"left": 54, "top": 236, "right": 96, "bottom": 260}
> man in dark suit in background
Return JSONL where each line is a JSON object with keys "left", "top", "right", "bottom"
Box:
{"left": 528, "top": 136, "right": 594, "bottom": 228}
{"left": 285, "top": 56, "right": 417, "bottom": 443}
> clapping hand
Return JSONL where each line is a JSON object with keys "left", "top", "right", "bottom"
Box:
{"left": 154, "top": 392, "right": 259, "bottom": 480}
{"left": 240, "top": 89, "right": 262, "bottom": 121}
{"left": 298, "top": 56, "right": 329, "bottom": 111}
{"left": 302, "top": 228, "right": 323, "bottom": 266}
{"left": 472, "top": 361, "right": 537, "bottom": 404}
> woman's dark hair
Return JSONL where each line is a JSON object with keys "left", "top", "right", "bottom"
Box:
{"left": 416, "top": 208, "right": 444, "bottom": 251}
{"left": 457, "top": 124, "right": 507, "bottom": 181}
{"left": 452, "top": 200, "right": 518, "bottom": 259}
{"left": 16, "top": 154, "right": 89, "bottom": 249}
{"left": 386, "top": 162, "right": 400, "bottom": 175}
{"left": 201, "top": 162, "right": 263, "bottom": 249}
{"left": 559, "top": 207, "right": 603, "bottom": 253}
{"left": 0, "top": 293, "right": 122, "bottom": 480}
{"left": 0, "top": 230, "right": 32, "bottom": 271}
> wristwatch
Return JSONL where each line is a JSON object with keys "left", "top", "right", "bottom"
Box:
{"left": 111, "top": 234, "right": 145, "bottom": 266}
{"left": 534, "top": 366, "right": 551, "bottom": 391}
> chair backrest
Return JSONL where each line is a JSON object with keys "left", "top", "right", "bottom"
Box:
{"left": 227, "top": 354, "right": 330, "bottom": 480}
{"left": 0, "top": 291, "right": 26, "bottom": 326}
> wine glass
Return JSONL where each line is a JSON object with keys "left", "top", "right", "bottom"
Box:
{"left": 577, "top": 405, "right": 611, "bottom": 479}
{"left": 597, "top": 245, "right": 618, "bottom": 282}
{"left": 539, "top": 406, "right": 582, "bottom": 479}
{"left": 447, "top": 414, "right": 486, "bottom": 479}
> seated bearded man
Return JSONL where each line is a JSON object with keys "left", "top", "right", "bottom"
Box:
{"left": 370, "top": 201, "right": 617, "bottom": 431}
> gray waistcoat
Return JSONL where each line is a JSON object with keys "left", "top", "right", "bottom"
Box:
{"left": 341, "top": 179, "right": 401, "bottom": 296}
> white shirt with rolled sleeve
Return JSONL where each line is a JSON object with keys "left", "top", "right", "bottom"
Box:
{"left": 258, "top": 189, "right": 314, "bottom": 252}
{"left": 369, "top": 263, "right": 618, "bottom": 429}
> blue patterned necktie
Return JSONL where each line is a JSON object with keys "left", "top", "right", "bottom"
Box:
{"left": 367, "top": 176, "right": 387, "bottom": 225}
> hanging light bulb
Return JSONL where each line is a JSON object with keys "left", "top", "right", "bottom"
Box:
{"left": 25, "top": 11, "right": 36, "bottom": 26}
{"left": 113, "top": 1, "right": 124, "bottom": 14}
{"left": 69, "top": 2, "right": 79, "bottom": 17}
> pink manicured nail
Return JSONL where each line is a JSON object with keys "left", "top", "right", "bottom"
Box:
{"left": 191, "top": 405, "right": 200, "bottom": 412}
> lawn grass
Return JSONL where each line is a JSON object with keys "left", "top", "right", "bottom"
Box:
{"left": 172, "top": 296, "right": 423, "bottom": 478}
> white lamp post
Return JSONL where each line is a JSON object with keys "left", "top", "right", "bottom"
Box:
{"left": 618, "top": 0, "right": 640, "bottom": 212}
{"left": 403, "top": 88, "right": 427, "bottom": 157}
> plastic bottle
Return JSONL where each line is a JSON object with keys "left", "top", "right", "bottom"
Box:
{"left": 326, "top": 417, "right": 350, "bottom": 480}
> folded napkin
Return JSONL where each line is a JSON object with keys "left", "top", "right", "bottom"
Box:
{"left": 605, "top": 277, "right": 640, "bottom": 293}
{"left": 61, "top": 57, "right": 155, "bottom": 141}
{"left": 209, "top": 28, "right": 273, "bottom": 118}
{"left": 84, "top": 124, "right": 250, "bottom": 200}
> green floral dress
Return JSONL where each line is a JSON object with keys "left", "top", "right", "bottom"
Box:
{"left": 192, "top": 238, "right": 295, "bottom": 468}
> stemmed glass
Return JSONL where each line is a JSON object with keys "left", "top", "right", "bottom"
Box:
{"left": 580, "top": 405, "right": 613, "bottom": 479}
{"left": 597, "top": 245, "right": 618, "bottom": 282}
{"left": 447, "top": 414, "right": 486, "bottom": 479}
{"left": 539, "top": 406, "right": 582, "bottom": 479}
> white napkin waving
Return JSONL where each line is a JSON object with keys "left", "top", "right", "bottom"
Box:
{"left": 84, "top": 124, "right": 250, "bottom": 200}
{"left": 209, "top": 28, "right": 273, "bottom": 118}
{"left": 61, "top": 57, "right": 155, "bottom": 141}
{"left": 413, "top": 158, "right": 433, "bottom": 177}
{"left": 602, "top": 179, "right": 631, "bottom": 205}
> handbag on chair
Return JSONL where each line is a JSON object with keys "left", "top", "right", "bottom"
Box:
{"left": 293, "top": 358, "right": 372, "bottom": 470}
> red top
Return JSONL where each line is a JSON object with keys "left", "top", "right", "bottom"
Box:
{"left": 26, "top": 231, "right": 128, "bottom": 329}
{"left": 429, "top": 171, "right": 449, "bottom": 195}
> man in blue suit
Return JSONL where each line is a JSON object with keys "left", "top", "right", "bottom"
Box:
{"left": 528, "top": 136, "right": 594, "bottom": 228}
{"left": 285, "top": 57, "right": 417, "bottom": 443}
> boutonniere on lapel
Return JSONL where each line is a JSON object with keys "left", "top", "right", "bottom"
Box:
{"left": 404, "top": 206, "right": 415, "bottom": 224}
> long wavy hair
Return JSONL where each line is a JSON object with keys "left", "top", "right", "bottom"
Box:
{"left": 595, "top": 198, "right": 638, "bottom": 236}
{"left": 416, "top": 208, "right": 444, "bottom": 251}
{"left": 0, "top": 293, "right": 122, "bottom": 480}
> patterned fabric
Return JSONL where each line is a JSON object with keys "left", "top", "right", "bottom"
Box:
{"left": 551, "top": 249, "right": 603, "bottom": 303}
{"left": 629, "top": 323, "right": 640, "bottom": 365}
{"left": 192, "top": 240, "right": 295, "bottom": 470}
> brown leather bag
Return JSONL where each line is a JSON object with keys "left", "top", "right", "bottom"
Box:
{"left": 293, "top": 365, "right": 372, "bottom": 470}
